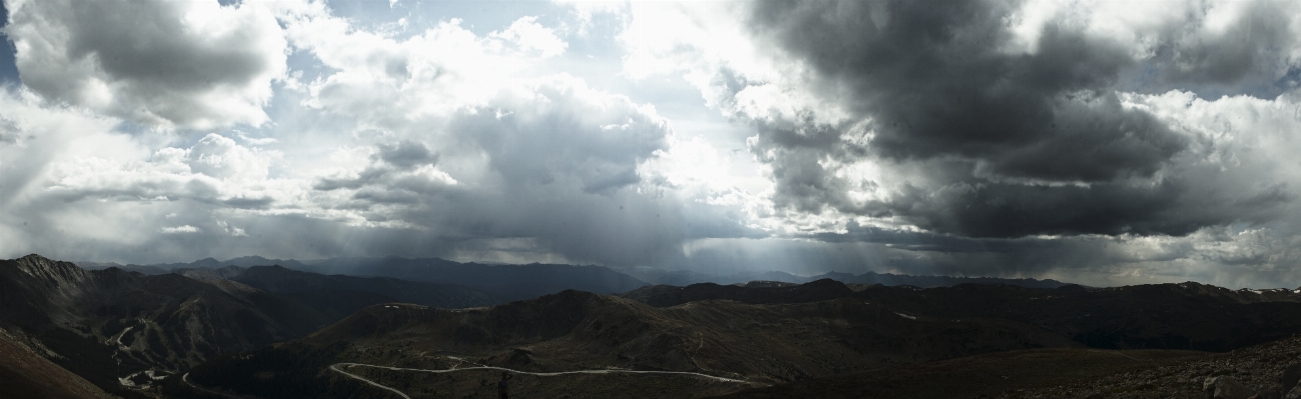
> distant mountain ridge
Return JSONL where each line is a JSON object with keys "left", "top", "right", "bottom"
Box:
{"left": 82, "top": 255, "right": 652, "bottom": 303}
{"left": 624, "top": 268, "right": 1074, "bottom": 289}
{"left": 297, "top": 256, "right": 650, "bottom": 302}
{"left": 222, "top": 265, "right": 498, "bottom": 309}
{"left": 81, "top": 256, "right": 1076, "bottom": 293}
{"left": 620, "top": 278, "right": 856, "bottom": 307}
{"left": 77, "top": 255, "right": 310, "bottom": 275}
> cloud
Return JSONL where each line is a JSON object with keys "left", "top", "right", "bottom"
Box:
{"left": 44, "top": 133, "right": 288, "bottom": 209}
{"left": 215, "top": 219, "right": 247, "bottom": 237}
{"left": 160, "top": 225, "right": 200, "bottom": 234}
{"left": 616, "top": 0, "right": 1300, "bottom": 240}
{"left": 4, "top": 0, "right": 1299, "bottom": 288}
{"left": 236, "top": 132, "right": 279, "bottom": 146}
{"left": 312, "top": 141, "right": 457, "bottom": 212}
{"left": 448, "top": 76, "right": 669, "bottom": 194}
{"left": 0, "top": 117, "right": 19, "bottom": 144}
{"left": 1144, "top": 1, "right": 1301, "bottom": 91}
{"left": 489, "top": 16, "right": 568, "bottom": 58}
{"left": 272, "top": 3, "right": 570, "bottom": 123}
{"left": 374, "top": 140, "right": 438, "bottom": 169}
{"left": 303, "top": 75, "right": 699, "bottom": 265}
{"left": 5, "top": 0, "right": 286, "bottom": 129}
{"left": 596, "top": 0, "right": 1301, "bottom": 286}
{"left": 0, "top": 3, "right": 702, "bottom": 269}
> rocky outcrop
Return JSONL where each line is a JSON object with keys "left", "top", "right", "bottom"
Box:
{"left": 1204, "top": 376, "right": 1256, "bottom": 399}
{"left": 1284, "top": 363, "right": 1301, "bottom": 396}
{"left": 0, "top": 254, "right": 101, "bottom": 327}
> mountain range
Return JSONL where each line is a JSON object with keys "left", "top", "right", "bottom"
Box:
{"left": 622, "top": 268, "right": 1074, "bottom": 289}
{"left": 181, "top": 287, "right": 1077, "bottom": 398}
{"left": 81, "top": 255, "right": 1076, "bottom": 293}
{"left": 180, "top": 278, "right": 1301, "bottom": 398}
{"left": 12, "top": 253, "right": 1301, "bottom": 398}
{"left": 0, "top": 255, "right": 363, "bottom": 398}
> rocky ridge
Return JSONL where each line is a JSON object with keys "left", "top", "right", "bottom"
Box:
{"left": 989, "top": 334, "right": 1301, "bottom": 399}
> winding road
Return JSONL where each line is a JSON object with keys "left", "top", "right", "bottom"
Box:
{"left": 328, "top": 358, "right": 759, "bottom": 398}
{"left": 182, "top": 373, "right": 247, "bottom": 399}
{"left": 328, "top": 365, "right": 413, "bottom": 399}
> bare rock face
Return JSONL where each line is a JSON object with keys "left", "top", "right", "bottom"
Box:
{"left": 1284, "top": 363, "right": 1301, "bottom": 395}
{"left": 1287, "top": 385, "right": 1301, "bottom": 399}
{"left": 1205, "top": 376, "right": 1257, "bottom": 399}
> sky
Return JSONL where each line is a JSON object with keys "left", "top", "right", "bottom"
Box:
{"left": 0, "top": 0, "right": 1299, "bottom": 288}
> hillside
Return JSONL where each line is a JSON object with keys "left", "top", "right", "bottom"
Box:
{"left": 853, "top": 282, "right": 1301, "bottom": 351}
{"left": 708, "top": 348, "right": 1209, "bottom": 399}
{"left": 184, "top": 288, "right": 1078, "bottom": 398}
{"left": 0, "top": 326, "right": 116, "bottom": 399}
{"left": 623, "top": 279, "right": 1301, "bottom": 353}
{"left": 0, "top": 254, "right": 419, "bottom": 397}
{"left": 178, "top": 277, "right": 1301, "bottom": 399}
{"left": 17, "top": 254, "right": 1301, "bottom": 398}
{"left": 714, "top": 332, "right": 1301, "bottom": 399}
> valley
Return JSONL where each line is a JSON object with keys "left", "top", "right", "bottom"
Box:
{"left": 6, "top": 254, "right": 1301, "bottom": 398}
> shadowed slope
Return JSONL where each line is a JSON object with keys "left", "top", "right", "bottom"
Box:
{"left": 0, "top": 326, "right": 116, "bottom": 399}
{"left": 0, "top": 254, "right": 406, "bottom": 396}
{"left": 854, "top": 282, "right": 1301, "bottom": 351}
{"left": 188, "top": 289, "right": 1077, "bottom": 398}
{"left": 620, "top": 278, "right": 855, "bottom": 307}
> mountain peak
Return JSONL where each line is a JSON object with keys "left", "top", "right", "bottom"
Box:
{"left": 10, "top": 254, "right": 80, "bottom": 276}
{"left": 18, "top": 253, "right": 53, "bottom": 263}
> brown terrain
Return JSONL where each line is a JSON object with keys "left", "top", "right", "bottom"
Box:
{"left": 0, "top": 326, "right": 116, "bottom": 399}
{"left": 184, "top": 278, "right": 1301, "bottom": 399}
{"left": 0, "top": 254, "right": 495, "bottom": 398}
{"left": 726, "top": 334, "right": 1301, "bottom": 399}
{"left": 9, "top": 253, "right": 1301, "bottom": 399}
{"left": 182, "top": 289, "right": 1079, "bottom": 398}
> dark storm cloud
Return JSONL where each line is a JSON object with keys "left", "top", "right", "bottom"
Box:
{"left": 879, "top": 174, "right": 1289, "bottom": 238}
{"left": 60, "top": 4, "right": 264, "bottom": 91}
{"left": 315, "top": 141, "right": 441, "bottom": 193}
{"left": 5, "top": 0, "right": 284, "bottom": 128}
{"left": 751, "top": 0, "right": 1169, "bottom": 180}
{"left": 806, "top": 220, "right": 1031, "bottom": 254}
{"left": 302, "top": 79, "right": 766, "bottom": 267}
{"left": 0, "top": 0, "right": 18, "bottom": 84}
{"left": 375, "top": 140, "right": 439, "bottom": 169}
{"left": 1157, "top": 1, "right": 1297, "bottom": 87}
{"left": 745, "top": 0, "right": 1293, "bottom": 238}
{"left": 0, "top": 117, "right": 18, "bottom": 144}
